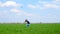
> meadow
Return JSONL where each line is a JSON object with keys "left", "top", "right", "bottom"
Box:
{"left": 0, "top": 23, "right": 60, "bottom": 34}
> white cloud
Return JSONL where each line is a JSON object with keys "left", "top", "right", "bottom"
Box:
{"left": 28, "top": 4, "right": 36, "bottom": 9}
{"left": 10, "top": 9, "right": 22, "bottom": 13}
{"left": 38, "top": 1, "right": 60, "bottom": 9}
{"left": 10, "top": 8, "right": 33, "bottom": 16}
{"left": 10, "top": 8, "right": 25, "bottom": 15}
{"left": 0, "top": 1, "right": 22, "bottom": 7}
{"left": 44, "top": 3, "right": 60, "bottom": 9}
{"left": 27, "top": 4, "right": 40, "bottom": 9}
{"left": 38, "top": 1, "right": 48, "bottom": 4}
{"left": 54, "top": 0, "right": 60, "bottom": 2}
{"left": 53, "top": 0, "right": 60, "bottom": 4}
{"left": 0, "top": 2, "right": 2, "bottom": 7}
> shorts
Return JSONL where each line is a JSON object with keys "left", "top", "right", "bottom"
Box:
{"left": 26, "top": 24, "right": 30, "bottom": 27}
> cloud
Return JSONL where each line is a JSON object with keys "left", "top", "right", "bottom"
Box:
{"left": 0, "top": 1, "right": 22, "bottom": 7}
{"left": 10, "top": 8, "right": 25, "bottom": 16}
{"left": 27, "top": 4, "right": 40, "bottom": 9}
{"left": 53, "top": 0, "right": 60, "bottom": 2}
{"left": 28, "top": 0, "right": 60, "bottom": 9}
{"left": 28, "top": 4, "right": 36, "bottom": 9}
{"left": 0, "top": 2, "right": 2, "bottom": 7}
{"left": 10, "top": 8, "right": 33, "bottom": 16}
{"left": 10, "top": 9, "right": 39, "bottom": 22}
{"left": 53, "top": 0, "right": 60, "bottom": 5}
{"left": 39, "top": 1, "right": 60, "bottom": 9}
{"left": 44, "top": 3, "right": 60, "bottom": 9}
{"left": 10, "top": 8, "right": 22, "bottom": 13}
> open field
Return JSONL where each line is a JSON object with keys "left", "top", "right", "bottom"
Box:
{"left": 0, "top": 23, "right": 60, "bottom": 34}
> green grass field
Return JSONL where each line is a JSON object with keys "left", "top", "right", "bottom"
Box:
{"left": 0, "top": 23, "right": 60, "bottom": 34}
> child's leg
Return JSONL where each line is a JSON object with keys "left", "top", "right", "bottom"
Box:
{"left": 26, "top": 24, "right": 30, "bottom": 28}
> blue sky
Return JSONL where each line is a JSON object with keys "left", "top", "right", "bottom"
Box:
{"left": 0, "top": 0, "right": 60, "bottom": 23}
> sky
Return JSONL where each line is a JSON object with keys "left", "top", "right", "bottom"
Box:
{"left": 0, "top": 0, "right": 60, "bottom": 23}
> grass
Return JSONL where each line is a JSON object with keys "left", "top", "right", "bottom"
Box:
{"left": 0, "top": 23, "right": 60, "bottom": 34}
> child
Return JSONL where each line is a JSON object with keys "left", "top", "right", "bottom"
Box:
{"left": 25, "top": 19, "right": 30, "bottom": 28}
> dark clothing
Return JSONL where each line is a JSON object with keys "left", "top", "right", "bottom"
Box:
{"left": 25, "top": 19, "right": 30, "bottom": 28}
{"left": 25, "top": 20, "right": 30, "bottom": 24}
